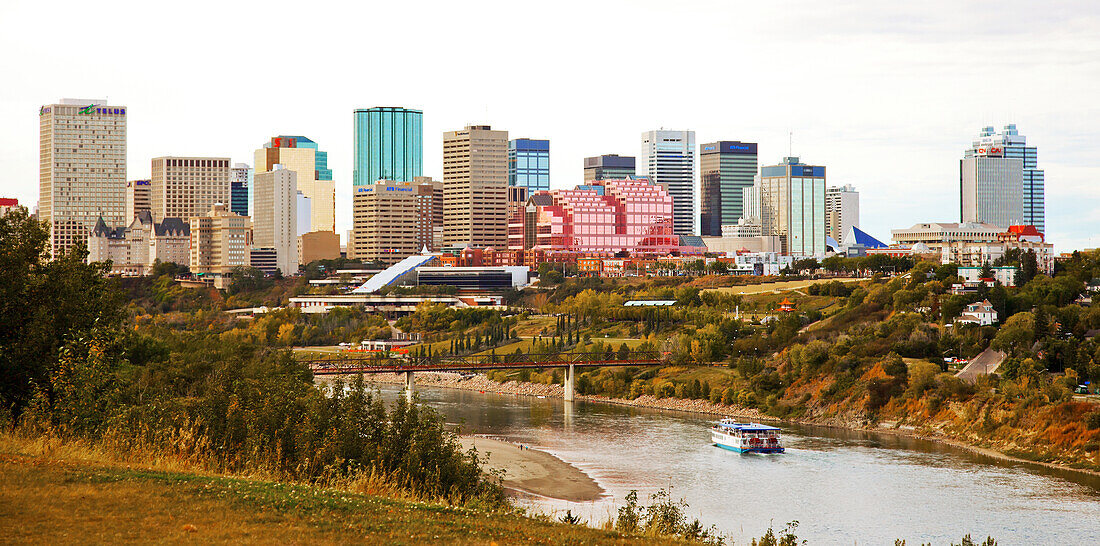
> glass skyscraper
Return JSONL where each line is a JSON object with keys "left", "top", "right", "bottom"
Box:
{"left": 583, "top": 154, "right": 636, "bottom": 182}
{"left": 760, "top": 157, "right": 826, "bottom": 256}
{"left": 641, "top": 130, "right": 696, "bottom": 236}
{"left": 699, "top": 141, "right": 758, "bottom": 236}
{"left": 230, "top": 163, "right": 252, "bottom": 217}
{"left": 508, "top": 138, "right": 550, "bottom": 191}
{"left": 353, "top": 107, "right": 422, "bottom": 185}
{"left": 963, "top": 124, "right": 1044, "bottom": 233}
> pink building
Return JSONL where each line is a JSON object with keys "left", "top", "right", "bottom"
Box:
{"left": 508, "top": 179, "right": 688, "bottom": 257}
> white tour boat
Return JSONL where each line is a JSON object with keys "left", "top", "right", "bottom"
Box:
{"left": 711, "top": 418, "right": 784, "bottom": 454}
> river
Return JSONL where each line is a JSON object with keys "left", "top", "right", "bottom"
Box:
{"left": 370, "top": 383, "right": 1100, "bottom": 545}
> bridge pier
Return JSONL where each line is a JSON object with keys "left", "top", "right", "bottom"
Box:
{"left": 563, "top": 364, "right": 575, "bottom": 402}
{"left": 403, "top": 371, "right": 414, "bottom": 403}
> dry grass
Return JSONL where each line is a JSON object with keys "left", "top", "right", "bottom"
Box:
{"left": 704, "top": 277, "right": 862, "bottom": 295}
{"left": 0, "top": 431, "right": 673, "bottom": 544}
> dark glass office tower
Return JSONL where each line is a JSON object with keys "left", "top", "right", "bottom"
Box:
{"left": 699, "top": 141, "right": 758, "bottom": 237}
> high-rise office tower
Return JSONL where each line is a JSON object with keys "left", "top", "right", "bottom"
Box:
{"left": 126, "top": 179, "right": 151, "bottom": 221}
{"left": 583, "top": 154, "right": 635, "bottom": 182}
{"left": 415, "top": 177, "right": 444, "bottom": 252}
{"left": 354, "top": 107, "right": 423, "bottom": 185}
{"left": 443, "top": 125, "right": 509, "bottom": 248}
{"left": 699, "top": 141, "right": 758, "bottom": 237}
{"left": 296, "top": 191, "right": 312, "bottom": 238}
{"left": 508, "top": 138, "right": 549, "bottom": 192}
{"left": 254, "top": 136, "right": 334, "bottom": 233}
{"left": 252, "top": 166, "right": 299, "bottom": 275}
{"left": 760, "top": 157, "right": 827, "bottom": 256}
{"left": 962, "top": 124, "right": 1043, "bottom": 232}
{"left": 825, "top": 184, "right": 860, "bottom": 242}
{"left": 39, "top": 99, "right": 127, "bottom": 257}
{"left": 641, "top": 130, "right": 696, "bottom": 235}
{"left": 150, "top": 157, "right": 231, "bottom": 223}
{"left": 230, "top": 163, "right": 252, "bottom": 217}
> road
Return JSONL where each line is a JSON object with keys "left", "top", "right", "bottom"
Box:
{"left": 955, "top": 348, "right": 1006, "bottom": 382}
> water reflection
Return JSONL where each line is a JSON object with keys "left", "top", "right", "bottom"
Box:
{"left": 362, "top": 381, "right": 1100, "bottom": 544}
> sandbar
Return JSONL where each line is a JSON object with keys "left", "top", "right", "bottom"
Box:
{"left": 460, "top": 437, "right": 604, "bottom": 502}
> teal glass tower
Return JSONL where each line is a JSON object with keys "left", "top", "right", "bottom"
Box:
{"left": 353, "top": 107, "right": 423, "bottom": 185}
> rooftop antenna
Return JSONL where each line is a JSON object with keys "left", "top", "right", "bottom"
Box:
{"left": 788, "top": 130, "right": 793, "bottom": 158}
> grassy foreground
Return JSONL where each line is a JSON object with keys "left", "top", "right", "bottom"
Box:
{"left": 0, "top": 435, "right": 671, "bottom": 545}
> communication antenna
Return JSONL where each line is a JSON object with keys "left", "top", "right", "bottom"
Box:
{"left": 788, "top": 130, "right": 793, "bottom": 158}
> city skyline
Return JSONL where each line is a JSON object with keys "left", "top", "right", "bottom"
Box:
{"left": 2, "top": 1, "right": 1097, "bottom": 251}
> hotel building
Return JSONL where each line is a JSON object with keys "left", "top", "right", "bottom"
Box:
{"left": 38, "top": 99, "right": 127, "bottom": 257}
{"left": 150, "top": 157, "right": 231, "bottom": 223}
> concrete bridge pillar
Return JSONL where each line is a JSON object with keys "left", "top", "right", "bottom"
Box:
{"left": 404, "top": 371, "right": 414, "bottom": 404}
{"left": 563, "top": 364, "right": 575, "bottom": 402}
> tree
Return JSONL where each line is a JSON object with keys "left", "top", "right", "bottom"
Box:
{"left": 0, "top": 209, "right": 124, "bottom": 417}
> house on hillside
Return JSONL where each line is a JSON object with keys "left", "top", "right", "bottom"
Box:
{"left": 956, "top": 300, "right": 998, "bottom": 326}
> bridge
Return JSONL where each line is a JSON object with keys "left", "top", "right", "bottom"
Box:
{"left": 301, "top": 350, "right": 666, "bottom": 402}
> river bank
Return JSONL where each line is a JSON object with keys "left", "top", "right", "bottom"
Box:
{"left": 459, "top": 437, "right": 604, "bottom": 502}
{"left": 360, "top": 371, "right": 1100, "bottom": 481}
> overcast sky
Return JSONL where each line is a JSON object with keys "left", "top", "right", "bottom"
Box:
{"left": 2, "top": 0, "right": 1097, "bottom": 251}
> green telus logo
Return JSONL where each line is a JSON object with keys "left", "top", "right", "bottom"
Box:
{"left": 79, "top": 104, "right": 97, "bottom": 114}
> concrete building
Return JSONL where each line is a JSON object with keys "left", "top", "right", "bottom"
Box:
{"left": 229, "top": 163, "right": 251, "bottom": 217}
{"left": 699, "top": 141, "right": 758, "bottom": 237}
{"left": 583, "top": 154, "right": 635, "bottom": 182}
{"left": 353, "top": 107, "right": 422, "bottom": 185}
{"left": 0, "top": 198, "right": 20, "bottom": 217}
{"left": 508, "top": 138, "right": 550, "bottom": 192}
{"left": 825, "top": 184, "right": 859, "bottom": 242}
{"left": 891, "top": 222, "right": 1005, "bottom": 248}
{"left": 296, "top": 191, "right": 312, "bottom": 237}
{"left": 350, "top": 180, "right": 421, "bottom": 264}
{"left": 298, "top": 230, "right": 341, "bottom": 265}
{"left": 150, "top": 157, "right": 231, "bottom": 223}
{"left": 255, "top": 136, "right": 333, "bottom": 233}
{"left": 416, "top": 177, "right": 443, "bottom": 251}
{"left": 965, "top": 124, "right": 1044, "bottom": 233}
{"left": 760, "top": 157, "right": 827, "bottom": 256}
{"left": 89, "top": 211, "right": 192, "bottom": 276}
{"left": 253, "top": 166, "right": 299, "bottom": 276}
{"left": 126, "top": 179, "right": 151, "bottom": 222}
{"left": 641, "top": 130, "right": 696, "bottom": 236}
{"left": 39, "top": 99, "right": 127, "bottom": 257}
{"left": 190, "top": 203, "right": 251, "bottom": 275}
{"left": 443, "top": 125, "right": 509, "bottom": 248}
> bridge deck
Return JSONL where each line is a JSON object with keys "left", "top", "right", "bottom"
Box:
{"left": 302, "top": 351, "right": 666, "bottom": 375}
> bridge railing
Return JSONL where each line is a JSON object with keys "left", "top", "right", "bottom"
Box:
{"left": 303, "top": 350, "right": 666, "bottom": 373}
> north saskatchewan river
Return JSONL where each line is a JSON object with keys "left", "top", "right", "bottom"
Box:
{"left": 371, "top": 383, "right": 1100, "bottom": 545}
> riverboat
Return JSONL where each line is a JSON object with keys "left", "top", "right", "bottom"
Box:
{"left": 711, "top": 419, "right": 784, "bottom": 453}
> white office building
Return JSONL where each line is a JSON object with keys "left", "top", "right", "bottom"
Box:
{"left": 825, "top": 184, "right": 859, "bottom": 242}
{"left": 641, "top": 129, "right": 696, "bottom": 235}
{"left": 253, "top": 165, "right": 299, "bottom": 275}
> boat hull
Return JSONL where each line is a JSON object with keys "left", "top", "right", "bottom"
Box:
{"left": 712, "top": 430, "right": 785, "bottom": 454}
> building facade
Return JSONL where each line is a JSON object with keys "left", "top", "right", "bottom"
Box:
{"left": 350, "top": 180, "right": 422, "bottom": 264}
{"left": 583, "top": 154, "right": 635, "bottom": 182}
{"left": 189, "top": 204, "right": 251, "bottom": 275}
{"left": 965, "top": 124, "right": 1044, "bottom": 233}
{"left": 255, "top": 136, "right": 333, "bottom": 233}
{"left": 230, "top": 163, "right": 251, "bottom": 217}
{"left": 354, "top": 107, "right": 422, "bottom": 185}
{"left": 150, "top": 157, "right": 231, "bottom": 223}
{"left": 760, "top": 157, "right": 827, "bottom": 256}
{"left": 39, "top": 99, "right": 127, "bottom": 257}
{"left": 253, "top": 166, "right": 299, "bottom": 276}
{"left": 641, "top": 130, "right": 696, "bottom": 236}
{"left": 126, "top": 179, "right": 151, "bottom": 222}
{"left": 960, "top": 152, "right": 1023, "bottom": 230}
{"left": 507, "top": 178, "right": 681, "bottom": 257}
{"left": 825, "top": 184, "right": 859, "bottom": 242}
{"left": 699, "top": 141, "right": 758, "bottom": 237}
{"left": 508, "top": 138, "right": 549, "bottom": 192}
{"left": 443, "top": 125, "right": 509, "bottom": 248}
{"left": 415, "top": 177, "right": 443, "bottom": 251}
